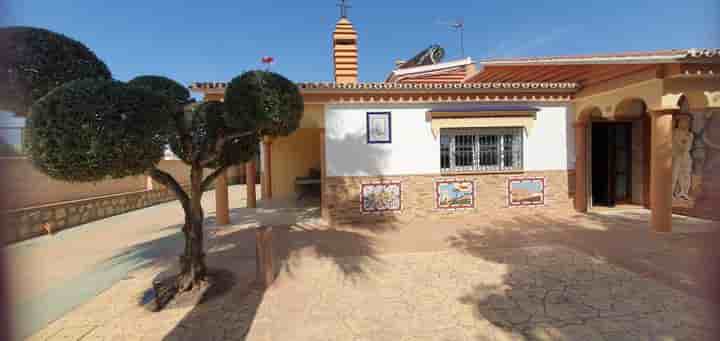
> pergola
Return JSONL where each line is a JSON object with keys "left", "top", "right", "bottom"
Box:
{"left": 470, "top": 49, "right": 720, "bottom": 231}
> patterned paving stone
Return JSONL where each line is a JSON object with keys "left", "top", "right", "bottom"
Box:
{"left": 24, "top": 233, "right": 718, "bottom": 340}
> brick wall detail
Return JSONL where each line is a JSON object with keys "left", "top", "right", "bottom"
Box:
{"left": 324, "top": 170, "right": 575, "bottom": 224}
{"left": 1, "top": 184, "right": 191, "bottom": 244}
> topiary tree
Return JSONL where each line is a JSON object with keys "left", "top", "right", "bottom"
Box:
{"left": 26, "top": 71, "right": 302, "bottom": 292}
{"left": 225, "top": 70, "right": 304, "bottom": 138}
{"left": 0, "top": 26, "right": 111, "bottom": 115}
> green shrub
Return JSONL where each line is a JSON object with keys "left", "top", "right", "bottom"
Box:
{"left": 127, "top": 75, "right": 191, "bottom": 108}
{"left": 25, "top": 79, "right": 173, "bottom": 182}
{"left": 168, "top": 100, "right": 259, "bottom": 168}
{"left": 0, "top": 26, "right": 112, "bottom": 114}
{"left": 224, "top": 70, "right": 303, "bottom": 137}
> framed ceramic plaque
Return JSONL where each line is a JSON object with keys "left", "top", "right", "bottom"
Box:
{"left": 507, "top": 177, "right": 545, "bottom": 207}
{"left": 360, "top": 182, "right": 402, "bottom": 213}
{"left": 366, "top": 112, "right": 392, "bottom": 144}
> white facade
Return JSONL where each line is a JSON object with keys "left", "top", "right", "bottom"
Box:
{"left": 325, "top": 103, "right": 575, "bottom": 177}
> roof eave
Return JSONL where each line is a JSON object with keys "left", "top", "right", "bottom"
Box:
{"left": 481, "top": 55, "right": 690, "bottom": 66}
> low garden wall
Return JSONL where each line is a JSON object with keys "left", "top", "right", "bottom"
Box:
{"left": 1, "top": 184, "right": 190, "bottom": 245}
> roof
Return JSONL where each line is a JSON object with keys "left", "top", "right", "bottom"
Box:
{"left": 481, "top": 48, "right": 720, "bottom": 66}
{"left": 189, "top": 81, "right": 579, "bottom": 93}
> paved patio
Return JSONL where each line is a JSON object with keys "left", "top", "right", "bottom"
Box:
{"left": 19, "top": 202, "right": 720, "bottom": 340}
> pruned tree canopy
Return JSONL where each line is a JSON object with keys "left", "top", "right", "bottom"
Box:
{"left": 0, "top": 26, "right": 112, "bottom": 114}
{"left": 25, "top": 78, "right": 173, "bottom": 182}
{"left": 128, "top": 75, "right": 191, "bottom": 109}
{"left": 224, "top": 70, "right": 303, "bottom": 137}
{"left": 168, "top": 100, "right": 259, "bottom": 169}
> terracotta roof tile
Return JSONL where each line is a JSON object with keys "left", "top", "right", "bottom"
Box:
{"left": 189, "top": 81, "right": 579, "bottom": 92}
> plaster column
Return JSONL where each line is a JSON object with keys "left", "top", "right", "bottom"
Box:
{"left": 650, "top": 110, "right": 675, "bottom": 232}
{"left": 643, "top": 115, "right": 652, "bottom": 208}
{"left": 215, "top": 170, "right": 230, "bottom": 226}
{"left": 574, "top": 122, "right": 588, "bottom": 213}
{"left": 262, "top": 136, "right": 273, "bottom": 200}
{"left": 319, "top": 128, "right": 329, "bottom": 221}
{"left": 246, "top": 160, "right": 256, "bottom": 208}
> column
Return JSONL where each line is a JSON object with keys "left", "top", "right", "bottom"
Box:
{"left": 262, "top": 136, "right": 273, "bottom": 200}
{"left": 215, "top": 170, "right": 229, "bottom": 225}
{"left": 246, "top": 160, "right": 257, "bottom": 208}
{"left": 650, "top": 110, "right": 675, "bottom": 232}
{"left": 574, "top": 122, "right": 588, "bottom": 213}
{"left": 643, "top": 115, "right": 652, "bottom": 208}
{"left": 319, "top": 129, "right": 329, "bottom": 221}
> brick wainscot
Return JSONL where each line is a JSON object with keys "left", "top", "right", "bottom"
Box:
{"left": 324, "top": 170, "right": 575, "bottom": 225}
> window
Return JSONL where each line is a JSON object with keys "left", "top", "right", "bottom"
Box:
{"left": 440, "top": 127, "right": 523, "bottom": 172}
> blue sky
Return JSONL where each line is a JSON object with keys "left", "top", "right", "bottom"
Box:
{"left": 7, "top": 0, "right": 719, "bottom": 88}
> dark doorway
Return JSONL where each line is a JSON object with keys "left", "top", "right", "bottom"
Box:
{"left": 591, "top": 122, "right": 632, "bottom": 207}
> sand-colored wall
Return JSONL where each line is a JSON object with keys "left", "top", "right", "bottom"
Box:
{"left": 2, "top": 157, "right": 146, "bottom": 209}
{"left": 2, "top": 158, "right": 203, "bottom": 210}
{"left": 270, "top": 128, "right": 322, "bottom": 199}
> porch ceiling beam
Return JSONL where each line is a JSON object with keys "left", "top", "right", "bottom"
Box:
{"left": 471, "top": 68, "right": 506, "bottom": 82}
{"left": 501, "top": 66, "right": 563, "bottom": 82}
{"left": 583, "top": 64, "right": 657, "bottom": 86}
{"left": 544, "top": 66, "right": 593, "bottom": 82}
{"left": 492, "top": 67, "right": 528, "bottom": 82}
{"left": 517, "top": 66, "right": 574, "bottom": 82}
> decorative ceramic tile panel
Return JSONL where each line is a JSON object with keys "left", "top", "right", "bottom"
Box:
{"left": 360, "top": 182, "right": 402, "bottom": 213}
{"left": 508, "top": 177, "right": 545, "bottom": 207}
{"left": 435, "top": 179, "right": 475, "bottom": 209}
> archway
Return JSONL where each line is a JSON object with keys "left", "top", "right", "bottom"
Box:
{"left": 574, "top": 99, "right": 652, "bottom": 212}
{"left": 588, "top": 99, "right": 649, "bottom": 208}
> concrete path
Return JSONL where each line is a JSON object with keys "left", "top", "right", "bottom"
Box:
{"left": 2, "top": 185, "right": 319, "bottom": 341}
{"left": 21, "top": 206, "right": 720, "bottom": 340}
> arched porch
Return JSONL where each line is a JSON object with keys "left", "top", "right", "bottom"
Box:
{"left": 574, "top": 78, "right": 720, "bottom": 232}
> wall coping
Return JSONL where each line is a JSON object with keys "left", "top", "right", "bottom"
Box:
{"left": 1, "top": 183, "right": 190, "bottom": 215}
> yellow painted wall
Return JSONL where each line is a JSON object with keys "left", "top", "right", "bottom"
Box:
{"left": 270, "top": 128, "right": 322, "bottom": 199}
{"left": 300, "top": 104, "right": 325, "bottom": 128}
{"left": 663, "top": 78, "right": 720, "bottom": 109}
{"left": 574, "top": 79, "right": 664, "bottom": 119}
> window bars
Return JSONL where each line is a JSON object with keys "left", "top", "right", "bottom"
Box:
{"left": 440, "top": 127, "right": 523, "bottom": 173}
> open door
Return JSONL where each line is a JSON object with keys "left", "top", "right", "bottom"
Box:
{"left": 592, "top": 122, "right": 632, "bottom": 207}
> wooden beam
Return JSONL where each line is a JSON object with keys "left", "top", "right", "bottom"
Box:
{"left": 583, "top": 64, "right": 656, "bottom": 86}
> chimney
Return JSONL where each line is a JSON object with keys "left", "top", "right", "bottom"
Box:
{"left": 333, "top": 17, "right": 358, "bottom": 83}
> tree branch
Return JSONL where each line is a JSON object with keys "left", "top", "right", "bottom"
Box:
{"left": 199, "top": 130, "right": 256, "bottom": 167}
{"left": 201, "top": 164, "right": 231, "bottom": 192}
{"left": 148, "top": 167, "right": 191, "bottom": 214}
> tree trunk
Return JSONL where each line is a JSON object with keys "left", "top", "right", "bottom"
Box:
{"left": 178, "top": 165, "right": 207, "bottom": 292}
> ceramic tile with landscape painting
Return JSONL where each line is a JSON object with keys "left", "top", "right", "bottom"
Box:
{"left": 508, "top": 177, "right": 545, "bottom": 206}
{"left": 436, "top": 180, "right": 474, "bottom": 209}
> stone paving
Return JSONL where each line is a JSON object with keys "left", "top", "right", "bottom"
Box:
{"left": 26, "top": 235, "right": 718, "bottom": 340}
{"left": 18, "top": 205, "right": 720, "bottom": 340}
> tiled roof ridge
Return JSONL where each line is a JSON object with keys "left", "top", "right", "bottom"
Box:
{"left": 190, "top": 81, "right": 579, "bottom": 90}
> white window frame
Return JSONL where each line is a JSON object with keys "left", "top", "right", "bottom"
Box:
{"left": 440, "top": 127, "right": 524, "bottom": 173}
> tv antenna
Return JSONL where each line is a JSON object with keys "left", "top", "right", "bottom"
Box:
{"left": 437, "top": 18, "right": 465, "bottom": 57}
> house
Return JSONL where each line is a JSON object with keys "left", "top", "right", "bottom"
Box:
{"left": 190, "top": 13, "right": 720, "bottom": 232}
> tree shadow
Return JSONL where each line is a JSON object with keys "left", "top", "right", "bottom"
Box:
{"left": 90, "top": 202, "right": 386, "bottom": 340}
{"left": 84, "top": 124, "right": 408, "bottom": 339}
{"left": 447, "top": 210, "right": 720, "bottom": 340}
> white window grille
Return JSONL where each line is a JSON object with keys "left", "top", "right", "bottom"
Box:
{"left": 440, "top": 127, "right": 523, "bottom": 173}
